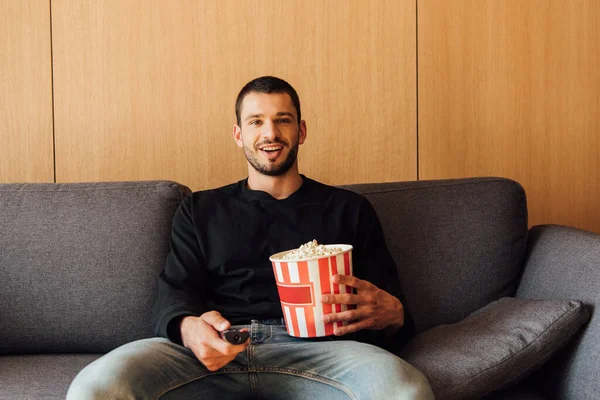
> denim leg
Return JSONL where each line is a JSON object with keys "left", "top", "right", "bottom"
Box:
{"left": 66, "top": 337, "right": 250, "bottom": 400}
{"left": 251, "top": 326, "right": 434, "bottom": 400}
{"left": 67, "top": 323, "right": 433, "bottom": 400}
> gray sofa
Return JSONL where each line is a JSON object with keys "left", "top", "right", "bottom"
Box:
{"left": 0, "top": 178, "right": 597, "bottom": 399}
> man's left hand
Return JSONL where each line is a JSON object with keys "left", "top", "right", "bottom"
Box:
{"left": 321, "top": 274, "right": 404, "bottom": 336}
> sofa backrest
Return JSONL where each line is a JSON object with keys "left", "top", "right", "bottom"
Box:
{"left": 343, "top": 177, "right": 529, "bottom": 333}
{"left": 1, "top": 177, "right": 527, "bottom": 353}
{"left": 0, "top": 181, "right": 190, "bottom": 354}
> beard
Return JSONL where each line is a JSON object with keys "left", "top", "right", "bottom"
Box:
{"left": 242, "top": 136, "right": 300, "bottom": 177}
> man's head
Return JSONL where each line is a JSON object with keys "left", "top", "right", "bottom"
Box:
{"left": 233, "top": 76, "right": 306, "bottom": 177}
{"left": 235, "top": 76, "right": 301, "bottom": 126}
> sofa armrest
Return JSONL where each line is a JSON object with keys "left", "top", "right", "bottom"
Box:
{"left": 516, "top": 224, "right": 599, "bottom": 399}
{"left": 517, "top": 224, "right": 599, "bottom": 300}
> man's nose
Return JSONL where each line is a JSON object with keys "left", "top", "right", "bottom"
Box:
{"left": 261, "top": 120, "right": 279, "bottom": 139}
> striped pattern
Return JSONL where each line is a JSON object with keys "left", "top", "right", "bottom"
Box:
{"left": 272, "top": 251, "right": 353, "bottom": 337}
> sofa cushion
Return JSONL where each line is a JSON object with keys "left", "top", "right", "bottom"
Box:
{"left": 0, "top": 181, "right": 190, "bottom": 354}
{"left": 0, "top": 354, "right": 101, "bottom": 400}
{"left": 344, "top": 177, "right": 528, "bottom": 332}
{"left": 399, "top": 297, "right": 590, "bottom": 400}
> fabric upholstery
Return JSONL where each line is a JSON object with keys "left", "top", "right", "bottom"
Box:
{"left": 0, "top": 354, "right": 100, "bottom": 400}
{"left": 517, "top": 225, "right": 600, "bottom": 399}
{"left": 399, "top": 297, "right": 590, "bottom": 400}
{"left": 343, "top": 177, "right": 528, "bottom": 332}
{"left": 484, "top": 383, "right": 547, "bottom": 400}
{"left": 0, "top": 181, "right": 191, "bottom": 354}
{"left": 2, "top": 178, "right": 594, "bottom": 400}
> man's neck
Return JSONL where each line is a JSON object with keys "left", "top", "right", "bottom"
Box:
{"left": 246, "top": 167, "right": 304, "bottom": 200}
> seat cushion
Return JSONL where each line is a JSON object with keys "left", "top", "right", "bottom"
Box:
{"left": 0, "top": 354, "right": 101, "bottom": 400}
{"left": 399, "top": 297, "right": 590, "bottom": 400}
{"left": 0, "top": 181, "right": 190, "bottom": 354}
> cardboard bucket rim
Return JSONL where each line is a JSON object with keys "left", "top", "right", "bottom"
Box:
{"left": 269, "top": 244, "right": 353, "bottom": 262}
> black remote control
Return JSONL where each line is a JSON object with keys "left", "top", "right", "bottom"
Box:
{"left": 220, "top": 329, "right": 249, "bottom": 345}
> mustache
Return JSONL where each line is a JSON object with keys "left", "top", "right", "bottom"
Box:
{"left": 256, "top": 139, "right": 287, "bottom": 148}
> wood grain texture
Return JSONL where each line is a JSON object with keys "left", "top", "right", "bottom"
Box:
{"left": 52, "top": 0, "right": 416, "bottom": 190}
{"left": 419, "top": 0, "right": 600, "bottom": 233}
{"left": 0, "top": 1, "right": 54, "bottom": 183}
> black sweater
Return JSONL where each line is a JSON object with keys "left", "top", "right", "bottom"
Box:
{"left": 151, "top": 176, "right": 414, "bottom": 350}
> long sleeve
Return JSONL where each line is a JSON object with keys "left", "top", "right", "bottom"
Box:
{"left": 151, "top": 195, "right": 208, "bottom": 343}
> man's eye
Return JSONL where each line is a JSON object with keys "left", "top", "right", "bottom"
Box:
{"left": 278, "top": 118, "right": 291, "bottom": 124}
{"left": 249, "top": 120, "right": 261, "bottom": 126}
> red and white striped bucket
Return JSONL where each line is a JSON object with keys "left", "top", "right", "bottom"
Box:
{"left": 269, "top": 245, "right": 354, "bottom": 337}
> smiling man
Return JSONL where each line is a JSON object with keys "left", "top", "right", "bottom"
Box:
{"left": 235, "top": 90, "right": 306, "bottom": 179}
{"left": 67, "top": 76, "right": 434, "bottom": 399}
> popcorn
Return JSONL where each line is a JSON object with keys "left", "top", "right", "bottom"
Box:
{"left": 274, "top": 239, "right": 344, "bottom": 260}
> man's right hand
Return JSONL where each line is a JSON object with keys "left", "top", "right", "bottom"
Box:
{"left": 180, "top": 311, "right": 249, "bottom": 371}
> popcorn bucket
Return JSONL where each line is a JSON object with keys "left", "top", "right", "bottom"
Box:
{"left": 269, "top": 244, "right": 354, "bottom": 337}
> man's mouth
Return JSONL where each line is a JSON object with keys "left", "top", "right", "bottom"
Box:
{"left": 260, "top": 146, "right": 284, "bottom": 153}
{"left": 259, "top": 145, "right": 285, "bottom": 158}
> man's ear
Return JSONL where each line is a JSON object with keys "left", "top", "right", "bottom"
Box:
{"left": 298, "top": 120, "right": 307, "bottom": 145}
{"left": 233, "top": 124, "right": 243, "bottom": 148}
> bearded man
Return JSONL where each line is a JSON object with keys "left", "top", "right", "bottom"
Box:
{"left": 67, "top": 76, "right": 433, "bottom": 400}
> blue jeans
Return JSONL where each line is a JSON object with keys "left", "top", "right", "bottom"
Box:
{"left": 67, "top": 320, "right": 433, "bottom": 399}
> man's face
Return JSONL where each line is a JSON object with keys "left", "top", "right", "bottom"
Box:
{"left": 233, "top": 92, "right": 307, "bottom": 176}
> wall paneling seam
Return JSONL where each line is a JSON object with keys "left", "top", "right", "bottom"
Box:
{"left": 49, "top": 0, "right": 56, "bottom": 183}
{"left": 415, "top": 0, "right": 419, "bottom": 181}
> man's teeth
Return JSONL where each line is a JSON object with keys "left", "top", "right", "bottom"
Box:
{"left": 262, "top": 147, "right": 282, "bottom": 151}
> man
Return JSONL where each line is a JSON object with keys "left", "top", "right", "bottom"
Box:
{"left": 67, "top": 76, "right": 433, "bottom": 399}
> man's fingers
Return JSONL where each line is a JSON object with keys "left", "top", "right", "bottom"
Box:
{"left": 193, "top": 330, "right": 249, "bottom": 363}
{"left": 211, "top": 328, "right": 251, "bottom": 354}
{"left": 321, "top": 292, "right": 374, "bottom": 305}
{"left": 182, "top": 312, "right": 249, "bottom": 372}
{"left": 202, "top": 354, "right": 238, "bottom": 372}
{"left": 322, "top": 308, "right": 362, "bottom": 323}
{"left": 211, "top": 338, "right": 250, "bottom": 356}
{"left": 212, "top": 338, "right": 250, "bottom": 356}
{"left": 332, "top": 274, "right": 373, "bottom": 290}
{"left": 332, "top": 320, "right": 372, "bottom": 336}
{"left": 201, "top": 311, "right": 230, "bottom": 331}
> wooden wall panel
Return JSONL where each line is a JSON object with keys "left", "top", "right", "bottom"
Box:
{"left": 0, "top": 1, "right": 54, "bottom": 183}
{"left": 419, "top": 0, "right": 600, "bottom": 233}
{"left": 52, "top": 0, "right": 416, "bottom": 190}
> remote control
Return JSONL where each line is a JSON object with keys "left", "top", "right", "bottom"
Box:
{"left": 220, "top": 329, "right": 249, "bottom": 345}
